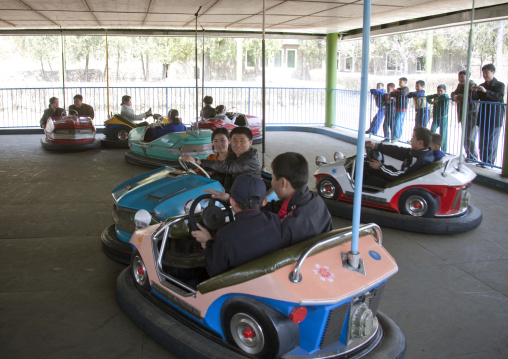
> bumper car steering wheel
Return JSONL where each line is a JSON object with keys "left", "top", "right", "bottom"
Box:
{"left": 366, "top": 147, "right": 384, "bottom": 163}
{"left": 188, "top": 194, "right": 234, "bottom": 232}
{"left": 178, "top": 157, "right": 211, "bottom": 179}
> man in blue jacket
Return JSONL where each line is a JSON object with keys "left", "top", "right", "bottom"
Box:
{"left": 366, "top": 83, "right": 386, "bottom": 135}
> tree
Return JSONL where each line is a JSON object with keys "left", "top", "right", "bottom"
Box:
{"left": 154, "top": 37, "right": 194, "bottom": 78}
{"left": 243, "top": 38, "right": 283, "bottom": 76}
{"left": 296, "top": 39, "right": 326, "bottom": 80}
{"left": 64, "top": 35, "right": 105, "bottom": 81}
{"left": 15, "top": 36, "right": 59, "bottom": 73}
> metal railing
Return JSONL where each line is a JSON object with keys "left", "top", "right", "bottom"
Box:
{"left": 0, "top": 85, "right": 505, "bottom": 168}
{"left": 335, "top": 89, "right": 507, "bottom": 169}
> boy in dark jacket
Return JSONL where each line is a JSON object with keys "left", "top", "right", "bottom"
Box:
{"left": 382, "top": 83, "right": 396, "bottom": 140}
{"left": 364, "top": 127, "right": 434, "bottom": 187}
{"left": 389, "top": 77, "right": 410, "bottom": 143}
{"left": 430, "top": 133, "right": 446, "bottom": 162}
{"left": 192, "top": 174, "right": 282, "bottom": 277}
{"left": 205, "top": 152, "right": 333, "bottom": 247}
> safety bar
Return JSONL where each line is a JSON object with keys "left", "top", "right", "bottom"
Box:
{"left": 289, "top": 223, "right": 382, "bottom": 284}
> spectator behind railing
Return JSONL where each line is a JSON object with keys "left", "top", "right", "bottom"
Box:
{"left": 451, "top": 71, "right": 479, "bottom": 162}
{"left": 427, "top": 84, "right": 450, "bottom": 152}
{"left": 471, "top": 64, "right": 506, "bottom": 168}
{"left": 366, "top": 83, "right": 386, "bottom": 136}
{"left": 408, "top": 80, "right": 431, "bottom": 129}
{"left": 389, "top": 77, "right": 410, "bottom": 143}
{"left": 381, "top": 83, "right": 396, "bottom": 141}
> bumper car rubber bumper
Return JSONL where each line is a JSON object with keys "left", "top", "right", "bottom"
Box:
{"left": 41, "top": 137, "right": 100, "bottom": 152}
{"left": 116, "top": 267, "right": 406, "bottom": 359}
{"left": 324, "top": 199, "right": 482, "bottom": 235}
{"left": 101, "top": 224, "right": 132, "bottom": 265}
{"left": 100, "top": 138, "right": 130, "bottom": 149}
{"left": 124, "top": 151, "right": 180, "bottom": 168}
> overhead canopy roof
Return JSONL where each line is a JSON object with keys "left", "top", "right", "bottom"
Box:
{"left": 0, "top": 0, "right": 507, "bottom": 36}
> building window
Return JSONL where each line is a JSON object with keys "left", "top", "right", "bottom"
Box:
{"left": 246, "top": 50, "right": 256, "bottom": 68}
{"left": 287, "top": 49, "right": 296, "bottom": 68}
{"left": 273, "top": 50, "right": 282, "bottom": 68}
{"left": 344, "top": 56, "right": 352, "bottom": 71}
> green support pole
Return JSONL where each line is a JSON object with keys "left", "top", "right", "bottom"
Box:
{"left": 425, "top": 31, "right": 433, "bottom": 74}
{"left": 325, "top": 33, "right": 338, "bottom": 127}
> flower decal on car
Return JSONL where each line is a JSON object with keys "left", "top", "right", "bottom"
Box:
{"left": 314, "top": 264, "right": 335, "bottom": 283}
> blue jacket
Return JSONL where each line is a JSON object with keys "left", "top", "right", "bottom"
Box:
{"left": 370, "top": 89, "right": 386, "bottom": 108}
{"left": 152, "top": 122, "right": 186, "bottom": 139}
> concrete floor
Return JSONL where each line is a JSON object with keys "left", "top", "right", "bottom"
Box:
{"left": 1, "top": 132, "right": 507, "bottom": 359}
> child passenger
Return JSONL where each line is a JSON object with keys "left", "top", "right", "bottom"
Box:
{"left": 427, "top": 84, "right": 450, "bottom": 152}
{"left": 430, "top": 133, "right": 446, "bottom": 162}
{"left": 408, "top": 80, "right": 430, "bottom": 128}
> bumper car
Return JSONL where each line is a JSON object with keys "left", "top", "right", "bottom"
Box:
{"left": 314, "top": 150, "right": 482, "bottom": 234}
{"left": 191, "top": 113, "right": 262, "bottom": 144}
{"left": 116, "top": 201, "right": 406, "bottom": 359}
{"left": 125, "top": 124, "right": 214, "bottom": 168}
{"left": 41, "top": 115, "right": 100, "bottom": 151}
{"left": 101, "top": 114, "right": 168, "bottom": 148}
{"left": 102, "top": 160, "right": 277, "bottom": 264}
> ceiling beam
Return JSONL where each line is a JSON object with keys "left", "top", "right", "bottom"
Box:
{"left": 0, "top": 28, "right": 326, "bottom": 39}
{"left": 341, "top": 3, "right": 508, "bottom": 40}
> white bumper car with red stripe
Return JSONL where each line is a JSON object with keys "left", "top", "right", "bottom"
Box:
{"left": 41, "top": 115, "right": 100, "bottom": 151}
{"left": 314, "top": 152, "right": 482, "bottom": 234}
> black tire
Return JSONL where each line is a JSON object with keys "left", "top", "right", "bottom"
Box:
{"left": 115, "top": 127, "right": 130, "bottom": 141}
{"left": 398, "top": 188, "right": 440, "bottom": 218}
{"left": 316, "top": 176, "right": 341, "bottom": 200}
{"left": 363, "top": 311, "right": 407, "bottom": 359}
{"left": 131, "top": 250, "right": 151, "bottom": 292}
{"left": 221, "top": 298, "right": 298, "bottom": 359}
{"left": 101, "top": 224, "right": 132, "bottom": 265}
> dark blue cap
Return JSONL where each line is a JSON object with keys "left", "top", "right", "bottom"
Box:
{"left": 230, "top": 174, "right": 266, "bottom": 205}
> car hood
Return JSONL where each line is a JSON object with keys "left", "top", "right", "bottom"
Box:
{"left": 50, "top": 116, "right": 95, "bottom": 129}
{"left": 129, "top": 127, "right": 212, "bottom": 146}
{"left": 112, "top": 167, "right": 223, "bottom": 220}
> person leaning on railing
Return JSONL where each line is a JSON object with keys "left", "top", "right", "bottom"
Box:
{"left": 471, "top": 63, "right": 506, "bottom": 167}
{"left": 451, "top": 71, "right": 479, "bottom": 162}
{"left": 40, "top": 97, "right": 66, "bottom": 128}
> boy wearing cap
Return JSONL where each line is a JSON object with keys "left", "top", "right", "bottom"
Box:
{"left": 205, "top": 152, "right": 333, "bottom": 247}
{"left": 427, "top": 84, "right": 450, "bottom": 152}
{"left": 192, "top": 174, "right": 282, "bottom": 277}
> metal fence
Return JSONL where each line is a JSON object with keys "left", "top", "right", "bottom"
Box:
{"left": 334, "top": 89, "right": 507, "bottom": 169}
{"left": 0, "top": 85, "right": 505, "bottom": 168}
{"left": 0, "top": 86, "right": 326, "bottom": 128}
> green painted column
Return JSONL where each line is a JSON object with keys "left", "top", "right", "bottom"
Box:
{"left": 325, "top": 33, "right": 338, "bottom": 127}
{"left": 425, "top": 31, "right": 433, "bottom": 74}
{"left": 236, "top": 38, "right": 243, "bottom": 82}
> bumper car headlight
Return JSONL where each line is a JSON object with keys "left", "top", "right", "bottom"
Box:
{"left": 134, "top": 210, "right": 152, "bottom": 229}
{"left": 334, "top": 152, "right": 344, "bottom": 161}
{"left": 350, "top": 303, "right": 374, "bottom": 340}
{"left": 316, "top": 155, "right": 327, "bottom": 166}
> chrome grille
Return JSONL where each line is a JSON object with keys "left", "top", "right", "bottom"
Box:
{"left": 367, "top": 283, "right": 385, "bottom": 317}
{"left": 112, "top": 204, "right": 137, "bottom": 234}
{"left": 320, "top": 302, "right": 349, "bottom": 349}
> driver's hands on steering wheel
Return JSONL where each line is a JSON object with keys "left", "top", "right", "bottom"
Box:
{"left": 192, "top": 223, "right": 213, "bottom": 249}
{"left": 368, "top": 159, "right": 382, "bottom": 169}
{"left": 365, "top": 141, "right": 377, "bottom": 149}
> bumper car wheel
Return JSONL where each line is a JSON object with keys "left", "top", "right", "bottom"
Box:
{"left": 115, "top": 128, "right": 130, "bottom": 141}
{"left": 131, "top": 251, "right": 150, "bottom": 292}
{"left": 398, "top": 188, "right": 439, "bottom": 218}
{"left": 317, "top": 177, "right": 341, "bottom": 200}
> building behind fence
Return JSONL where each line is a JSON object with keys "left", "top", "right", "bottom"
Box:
{"left": 0, "top": 86, "right": 505, "bottom": 168}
